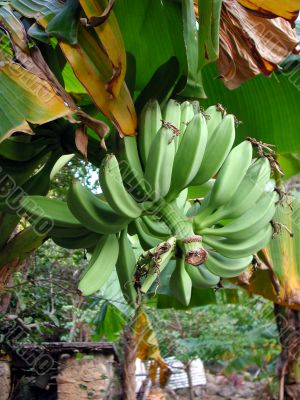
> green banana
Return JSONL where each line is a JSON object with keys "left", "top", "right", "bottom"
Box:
{"left": 50, "top": 225, "right": 91, "bottom": 239}
{"left": 205, "top": 105, "right": 223, "bottom": 136}
{"left": 179, "top": 101, "right": 194, "bottom": 137}
{"left": 21, "top": 151, "right": 63, "bottom": 197}
{"left": 53, "top": 231, "right": 101, "bottom": 249}
{"left": 0, "top": 137, "right": 55, "bottom": 161}
{"left": 169, "top": 256, "right": 192, "bottom": 306}
{"left": 67, "top": 181, "right": 131, "bottom": 234}
{"left": 141, "top": 215, "right": 171, "bottom": 239}
{"left": 194, "top": 140, "right": 253, "bottom": 226}
{"left": 188, "top": 179, "right": 215, "bottom": 200}
{"left": 185, "top": 263, "right": 219, "bottom": 288}
{"left": 21, "top": 196, "right": 81, "bottom": 229}
{"left": 116, "top": 229, "right": 137, "bottom": 304}
{"left": 205, "top": 252, "right": 253, "bottom": 278}
{"left": 200, "top": 191, "right": 277, "bottom": 240}
{"left": 224, "top": 157, "right": 272, "bottom": 218}
{"left": 208, "top": 140, "right": 253, "bottom": 207}
{"left": 133, "top": 219, "right": 161, "bottom": 250}
{"left": 162, "top": 99, "right": 182, "bottom": 150}
{"left": 167, "top": 113, "right": 208, "bottom": 201}
{"left": 79, "top": 234, "right": 119, "bottom": 296}
{"left": 203, "top": 224, "right": 273, "bottom": 259}
{"left": 197, "top": 157, "right": 271, "bottom": 228}
{"left": 162, "top": 99, "right": 181, "bottom": 130}
{"left": 99, "top": 154, "right": 143, "bottom": 218}
{"left": 0, "top": 151, "right": 62, "bottom": 213}
{"left": 175, "top": 188, "right": 189, "bottom": 210}
{"left": 0, "top": 146, "right": 51, "bottom": 185}
{"left": 138, "top": 99, "right": 162, "bottom": 168}
{"left": 123, "top": 136, "right": 147, "bottom": 202}
{"left": 190, "top": 114, "right": 236, "bottom": 186}
{"left": 144, "top": 126, "right": 176, "bottom": 202}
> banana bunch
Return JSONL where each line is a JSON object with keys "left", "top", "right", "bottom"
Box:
{"left": 20, "top": 99, "right": 277, "bottom": 306}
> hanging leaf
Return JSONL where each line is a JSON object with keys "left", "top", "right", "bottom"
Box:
{"left": 237, "top": 0, "right": 300, "bottom": 22}
{"left": 217, "top": 0, "right": 298, "bottom": 89}
{"left": 179, "top": 0, "right": 206, "bottom": 98}
{"left": 0, "top": 6, "right": 71, "bottom": 141}
{"left": 196, "top": 0, "right": 222, "bottom": 69}
{"left": 75, "top": 124, "right": 88, "bottom": 159}
{"left": 11, "top": 0, "right": 137, "bottom": 136}
{"left": 79, "top": 0, "right": 126, "bottom": 98}
{"left": 133, "top": 309, "right": 169, "bottom": 385}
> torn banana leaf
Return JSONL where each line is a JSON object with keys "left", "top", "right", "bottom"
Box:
{"left": 217, "top": 0, "right": 298, "bottom": 89}
{"left": 11, "top": 0, "right": 137, "bottom": 136}
{"left": 0, "top": 6, "right": 71, "bottom": 141}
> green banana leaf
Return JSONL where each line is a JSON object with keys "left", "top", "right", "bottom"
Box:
{"left": 114, "top": 0, "right": 186, "bottom": 92}
{"left": 197, "top": 0, "right": 222, "bottom": 70}
{"left": 202, "top": 63, "right": 300, "bottom": 153}
{"left": 179, "top": 0, "right": 206, "bottom": 98}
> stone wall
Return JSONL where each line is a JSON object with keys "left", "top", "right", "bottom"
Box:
{"left": 57, "top": 353, "right": 120, "bottom": 400}
{"left": 0, "top": 361, "right": 11, "bottom": 400}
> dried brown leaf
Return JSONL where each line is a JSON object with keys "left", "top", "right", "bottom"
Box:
{"left": 218, "top": 0, "right": 299, "bottom": 88}
{"left": 75, "top": 124, "right": 88, "bottom": 160}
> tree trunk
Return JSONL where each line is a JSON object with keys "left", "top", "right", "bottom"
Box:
{"left": 274, "top": 303, "right": 300, "bottom": 400}
{"left": 185, "top": 361, "right": 195, "bottom": 400}
{"left": 123, "top": 324, "right": 137, "bottom": 400}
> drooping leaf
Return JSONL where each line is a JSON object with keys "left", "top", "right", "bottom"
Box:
{"left": 196, "top": 0, "right": 222, "bottom": 69}
{"left": 11, "top": 0, "right": 137, "bottom": 136}
{"left": 0, "top": 6, "right": 71, "bottom": 141}
{"left": 179, "top": 0, "right": 207, "bottom": 98}
{"left": 217, "top": 0, "right": 298, "bottom": 89}
{"left": 79, "top": 0, "right": 126, "bottom": 98}
{"left": 0, "top": 60, "right": 71, "bottom": 141}
{"left": 237, "top": 0, "right": 300, "bottom": 22}
{"left": 133, "top": 309, "right": 169, "bottom": 385}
